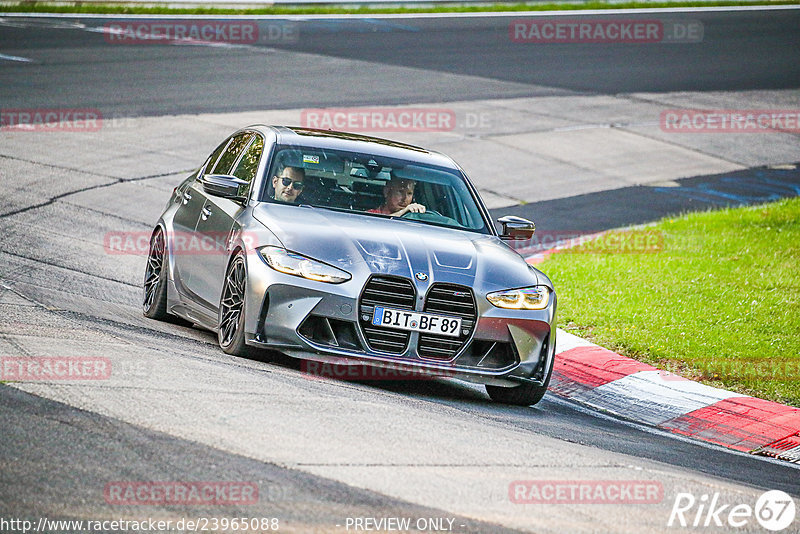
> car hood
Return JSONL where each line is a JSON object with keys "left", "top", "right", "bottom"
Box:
{"left": 252, "top": 204, "right": 542, "bottom": 291}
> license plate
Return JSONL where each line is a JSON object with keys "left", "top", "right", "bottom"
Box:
{"left": 371, "top": 306, "right": 462, "bottom": 337}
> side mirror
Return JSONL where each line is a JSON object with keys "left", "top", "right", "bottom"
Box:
{"left": 201, "top": 174, "right": 248, "bottom": 202}
{"left": 498, "top": 215, "right": 536, "bottom": 241}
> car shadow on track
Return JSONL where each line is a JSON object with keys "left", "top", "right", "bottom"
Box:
{"left": 243, "top": 347, "right": 501, "bottom": 405}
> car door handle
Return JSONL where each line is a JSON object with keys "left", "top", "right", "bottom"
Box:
{"left": 182, "top": 191, "right": 192, "bottom": 204}
{"left": 201, "top": 206, "right": 212, "bottom": 220}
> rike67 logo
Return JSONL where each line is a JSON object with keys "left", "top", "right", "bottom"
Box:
{"left": 669, "top": 490, "right": 796, "bottom": 531}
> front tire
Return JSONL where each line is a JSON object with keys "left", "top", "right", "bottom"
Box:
{"left": 143, "top": 227, "right": 169, "bottom": 320}
{"left": 218, "top": 253, "right": 253, "bottom": 356}
{"left": 486, "top": 352, "right": 554, "bottom": 406}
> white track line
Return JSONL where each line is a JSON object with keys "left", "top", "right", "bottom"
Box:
{"left": 0, "top": 53, "right": 32, "bottom": 63}
{"left": 0, "top": 5, "right": 799, "bottom": 20}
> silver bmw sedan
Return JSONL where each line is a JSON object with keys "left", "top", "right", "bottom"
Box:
{"left": 143, "top": 125, "right": 556, "bottom": 405}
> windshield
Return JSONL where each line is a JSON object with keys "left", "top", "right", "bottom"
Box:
{"left": 261, "top": 144, "right": 490, "bottom": 234}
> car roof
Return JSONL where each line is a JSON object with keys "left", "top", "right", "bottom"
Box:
{"left": 248, "top": 125, "right": 460, "bottom": 169}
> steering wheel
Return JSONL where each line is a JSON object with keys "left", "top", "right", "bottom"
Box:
{"left": 402, "top": 209, "right": 440, "bottom": 219}
{"left": 403, "top": 210, "right": 459, "bottom": 226}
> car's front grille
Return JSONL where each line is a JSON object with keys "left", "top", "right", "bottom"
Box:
{"left": 418, "top": 284, "right": 476, "bottom": 360}
{"left": 359, "top": 275, "right": 416, "bottom": 354}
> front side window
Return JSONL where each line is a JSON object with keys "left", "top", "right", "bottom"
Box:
{"left": 261, "top": 145, "right": 489, "bottom": 234}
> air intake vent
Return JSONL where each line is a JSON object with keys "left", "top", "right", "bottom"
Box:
{"left": 298, "top": 315, "right": 363, "bottom": 351}
{"left": 359, "top": 275, "right": 415, "bottom": 354}
{"left": 455, "top": 340, "right": 518, "bottom": 370}
{"left": 419, "top": 283, "right": 476, "bottom": 360}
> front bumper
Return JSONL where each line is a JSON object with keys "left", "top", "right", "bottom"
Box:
{"left": 243, "top": 254, "right": 556, "bottom": 388}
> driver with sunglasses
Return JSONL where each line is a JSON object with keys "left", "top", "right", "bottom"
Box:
{"left": 271, "top": 165, "right": 306, "bottom": 203}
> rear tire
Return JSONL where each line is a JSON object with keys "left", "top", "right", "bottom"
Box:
{"left": 143, "top": 227, "right": 169, "bottom": 320}
{"left": 486, "top": 352, "right": 554, "bottom": 406}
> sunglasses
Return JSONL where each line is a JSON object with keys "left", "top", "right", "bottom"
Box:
{"left": 279, "top": 177, "right": 305, "bottom": 191}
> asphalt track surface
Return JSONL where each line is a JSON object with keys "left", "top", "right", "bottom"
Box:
{"left": 1, "top": 8, "right": 800, "bottom": 534}
{"left": 0, "top": 10, "right": 798, "bottom": 115}
{"left": 496, "top": 164, "right": 800, "bottom": 232}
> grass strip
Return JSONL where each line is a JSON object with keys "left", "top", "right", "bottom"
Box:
{"left": 537, "top": 197, "right": 800, "bottom": 407}
{"left": 1, "top": 0, "right": 799, "bottom": 16}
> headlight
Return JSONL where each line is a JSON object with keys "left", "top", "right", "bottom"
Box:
{"left": 259, "top": 246, "right": 351, "bottom": 284}
{"left": 487, "top": 286, "right": 550, "bottom": 310}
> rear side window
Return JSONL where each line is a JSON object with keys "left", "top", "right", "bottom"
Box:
{"left": 231, "top": 135, "right": 264, "bottom": 184}
{"left": 201, "top": 139, "right": 230, "bottom": 176}
{"left": 210, "top": 133, "right": 253, "bottom": 175}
